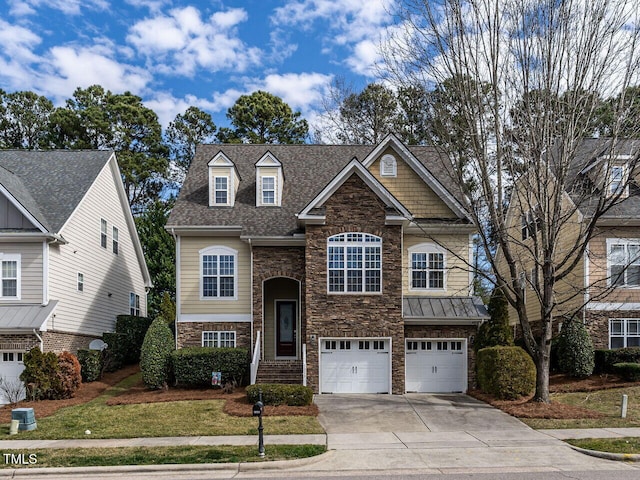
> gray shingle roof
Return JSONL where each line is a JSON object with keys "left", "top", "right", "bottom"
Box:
{"left": 0, "top": 150, "right": 113, "bottom": 232}
{"left": 168, "top": 143, "right": 465, "bottom": 237}
{"left": 403, "top": 296, "right": 489, "bottom": 320}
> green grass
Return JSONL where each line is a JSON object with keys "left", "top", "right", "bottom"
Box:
{"left": 522, "top": 386, "right": 640, "bottom": 429}
{"left": 0, "top": 445, "right": 326, "bottom": 468}
{"left": 567, "top": 437, "right": 640, "bottom": 454}
{"left": 2, "top": 373, "right": 324, "bottom": 440}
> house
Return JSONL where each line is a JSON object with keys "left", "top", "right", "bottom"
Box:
{"left": 0, "top": 150, "right": 152, "bottom": 399}
{"left": 167, "top": 134, "right": 488, "bottom": 394}
{"left": 501, "top": 138, "right": 640, "bottom": 350}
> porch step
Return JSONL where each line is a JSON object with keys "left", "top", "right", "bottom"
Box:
{"left": 256, "top": 360, "right": 303, "bottom": 385}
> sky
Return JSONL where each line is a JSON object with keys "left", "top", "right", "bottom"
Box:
{"left": 0, "top": 0, "right": 396, "bottom": 131}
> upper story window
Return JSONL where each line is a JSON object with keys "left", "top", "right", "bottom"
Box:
{"left": 380, "top": 154, "right": 397, "bottom": 177}
{"left": 409, "top": 244, "right": 445, "bottom": 290}
{"left": 130, "top": 292, "right": 140, "bottom": 316}
{"left": 200, "top": 246, "right": 237, "bottom": 300}
{"left": 0, "top": 254, "right": 20, "bottom": 299}
{"left": 521, "top": 206, "right": 541, "bottom": 241}
{"left": 112, "top": 226, "right": 119, "bottom": 255}
{"left": 261, "top": 176, "right": 276, "bottom": 205}
{"left": 608, "top": 164, "right": 628, "bottom": 197}
{"left": 214, "top": 177, "right": 229, "bottom": 205}
{"left": 608, "top": 239, "right": 640, "bottom": 287}
{"left": 77, "top": 273, "right": 84, "bottom": 292}
{"left": 100, "top": 219, "right": 108, "bottom": 248}
{"left": 327, "top": 233, "right": 382, "bottom": 294}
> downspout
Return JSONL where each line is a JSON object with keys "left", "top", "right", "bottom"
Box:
{"left": 33, "top": 329, "right": 43, "bottom": 352}
{"left": 170, "top": 228, "right": 179, "bottom": 351}
{"left": 248, "top": 238, "right": 254, "bottom": 358}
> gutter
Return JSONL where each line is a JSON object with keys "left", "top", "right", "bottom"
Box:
{"left": 32, "top": 329, "right": 43, "bottom": 351}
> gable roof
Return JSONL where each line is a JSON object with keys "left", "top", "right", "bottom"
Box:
{"left": 168, "top": 142, "right": 470, "bottom": 237}
{"left": 0, "top": 150, "right": 114, "bottom": 233}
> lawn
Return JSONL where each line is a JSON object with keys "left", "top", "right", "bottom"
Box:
{"left": 2, "top": 373, "right": 324, "bottom": 440}
{"left": 566, "top": 438, "right": 640, "bottom": 455}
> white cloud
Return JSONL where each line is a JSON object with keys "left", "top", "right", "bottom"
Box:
{"left": 346, "top": 40, "right": 381, "bottom": 77}
{"left": 7, "top": 0, "right": 109, "bottom": 16}
{"left": 126, "top": 6, "right": 262, "bottom": 77}
{"left": 248, "top": 72, "right": 334, "bottom": 115}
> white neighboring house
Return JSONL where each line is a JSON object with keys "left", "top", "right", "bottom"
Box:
{"left": 0, "top": 150, "right": 152, "bottom": 403}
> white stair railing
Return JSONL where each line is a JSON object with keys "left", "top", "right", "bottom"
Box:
{"left": 250, "top": 331, "right": 261, "bottom": 385}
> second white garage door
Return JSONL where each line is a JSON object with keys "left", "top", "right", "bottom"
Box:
{"left": 405, "top": 339, "right": 467, "bottom": 393}
{"left": 320, "top": 338, "right": 390, "bottom": 394}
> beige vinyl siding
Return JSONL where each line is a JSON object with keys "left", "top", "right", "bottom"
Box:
{"left": 179, "top": 236, "right": 251, "bottom": 316}
{"left": 403, "top": 234, "right": 471, "bottom": 297}
{"left": 209, "top": 166, "right": 235, "bottom": 206}
{"left": 48, "top": 158, "right": 148, "bottom": 336}
{"left": 0, "top": 194, "right": 37, "bottom": 229}
{"left": 369, "top": 148, "right": 455, "bottom": 219}
{"left": 0, "top": 242, "right": 43, "bottom": 304}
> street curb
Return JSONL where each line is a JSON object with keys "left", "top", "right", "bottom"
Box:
{"left": 568, "top": 444, "right": 640, "bottom": 462}
{"left": 0, "top": 451, "right": 333, "bottom": 477}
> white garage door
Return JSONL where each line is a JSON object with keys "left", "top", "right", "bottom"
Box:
{"left": 405, "top": 339, "right": 467, "bottom": 393}
{"left": 0, "top": 351, "right": 26, "bottom": 404}
{"left": 320, "top": 338, "right": 390, "bottom": 394}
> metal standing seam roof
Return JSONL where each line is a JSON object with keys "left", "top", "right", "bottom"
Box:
{"left": 403, "top": 296, "right": 489, "bottom": 320}
{"left": 0, "top": 301, "right": 58, "bottom": 330}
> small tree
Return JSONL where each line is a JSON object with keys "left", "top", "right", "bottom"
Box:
{"left": 20, "top": 347, "right": 59, "bottom": 400}
{"left": 557, "top": 319, "right": 595, "bottom": 378}
{"left": 140, "top": 317, "right": 174, "bottom": 389}
{"left": 55, "top": 352, "right": 82, "bottom": 399}
{"left": 474, "top": 288, "right": 513, "bottom": 352}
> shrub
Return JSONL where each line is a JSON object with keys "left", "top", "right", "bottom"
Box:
{"left": 614, "top": 362, "right": 640, "bottom": 381}
{"left": 171, "top": 347, "right": 248, "bottom": 387}
{"left": 0, "top": 376, "right": 25, "bottom": 404}
{"left": 115, "top": 315, "right": 153, "bottom": 364}
{"left": 140, "top": 317, "right": 175, "bottom": 389}
{"left": 20, "top": 347, "right": 59, "bottom": 400}
{"left": 556, "top": 319, "right": 594, "bottom": 378}
{"left": 158, "top": 292, "right": 176, "bottom": 325}
{"left": 477, "top": 346, "right": 536, "bottom": 400}
{"left": 55, "top": 352, "right": 82, "bottom": 399}
{"left": 474, "top": 288, "right": 513, "bottom": 352}
{"left": 77, "top": 349, "right": 103, "bottom": 382}
{"left": 102, "top": 332, "right": 126, "bottom": 372}
{"left": 246, "top": 384, "right": 314, "bottom": 406}
{"left": 595, "top": 347, "right": 640, "bottom": 374}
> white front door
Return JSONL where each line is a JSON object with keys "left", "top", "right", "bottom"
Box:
{"left": 320, "top": 338, "right": 390, "bottom": 393}
{"left": 405, "top": 339, "right": 467, "bottom": 393}
{"left": 0, "top": 351, "right": 26, "bottom": 404}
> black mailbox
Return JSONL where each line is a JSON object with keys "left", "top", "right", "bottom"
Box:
{"left": 252, "top": 401, "right": 264, "bottom": 417}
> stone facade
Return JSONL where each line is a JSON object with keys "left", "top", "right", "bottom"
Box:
{"left": 305, "top": 174, "right": 405, "bottom": 394}
{"left": 584, "top": 309, "right": 640, "bottom": 350}
{"left": 41, "top": 331, "right": 98, "bottom": 353}
{"left": 177, "top": 322, "right": 251, "bottom": 350}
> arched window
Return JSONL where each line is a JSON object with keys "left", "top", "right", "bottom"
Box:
{"left": 199, "top": 246, "right": 237, "bottom": 300}
{"left": 327, "top": 233, "right": 382, "bottom": 293}
{"left": 408, "top": 243, "right": 446, "bottom": 290}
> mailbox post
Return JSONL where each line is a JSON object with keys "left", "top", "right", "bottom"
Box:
{"left": 252, "top": 389, "right": 265, "bottom": 457}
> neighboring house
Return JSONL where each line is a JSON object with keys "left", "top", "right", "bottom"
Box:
{"left": 501, "top": 138, "right": 640, "bottom": 350}
{"left": 167, "top": 134, "right": 488, "bottom": 395}
{"left": 0, "top": 150, "right": 152, "bottom": 400}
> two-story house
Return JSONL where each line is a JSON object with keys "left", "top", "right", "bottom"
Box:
{"left": 167, "top": 135, "right": 488, "bottom": 394}
{"left": 501, "top": 138, "right": 640, "bottom": 350}
{"left": 0, "top": 150, "right": 152, "bottom": 397}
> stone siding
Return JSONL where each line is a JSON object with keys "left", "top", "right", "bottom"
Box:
{"left": 305, "top": 174, "right": 405, "bottom": 394}
{"left": 41, "top": 331, "right": 98, "bottom": 353}
{"left": 585, "top": 309, "right": 640, "bottom": 350}
{"left": 177, "top": 321, "right": 251, "bottom": 349}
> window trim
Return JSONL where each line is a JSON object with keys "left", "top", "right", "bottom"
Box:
{"left": 408, "top": 243, "right": 446, "bottom": 291}
{"left": 100, "top": 218, "right": 108, "bottom": 249}
{"left": 609, "top": 318, "right": 640, "bottom": 348}
{"left": 0, "top": 253, "right": 21, "bottom": 300}
{"left": 327, "top": 233, "right": 382, "bottom": 295}
{"left": 199, "top": 246, "right": 238, "bottom": 301}
{"left": 607, "top": 238, "right": 640, "bottom": 288}
{"left": 608, "top": 163, "right": 629, "bottom": 198}
{"left": 112, "top": 226, "right": 119, "bottom": 255}
{"left": 202, "top": 330, "right": 236, "bottom": 348}
{"left": 261, "top": 176, "right": 277, "bottom": 205}
{"left": 213, "top": 176, "right": 230, "bottom": 205}
{"left": 380, "top": 154, "right": 397, "bottom": 177}
{"left": 77, "top": 272, "right": 84, "bottom": 292}
{"left": 130, "top": 292, "right": 140, "bottom": 316}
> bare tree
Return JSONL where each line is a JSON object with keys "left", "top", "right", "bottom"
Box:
{"left": 383, "top": 0, "right": 640, "bottom": 402}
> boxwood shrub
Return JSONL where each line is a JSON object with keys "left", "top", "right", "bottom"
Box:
{"left": 246, "top": 384, "right": 313, "bottom": 406}
{"left": 140, "top": 317, "right": 175, "bottom": 389}
{"left": 477, "top": 346, "right": 536, "bottom": 400}
{"left": 595, "top": 347, "right": 640, "bottom": 374}
{"left": 613, "top": 362, "right": 640, "bottom": 381}
{"left": 556, "top": 319, "right": 594, "bottom": 378}
{"left": 115, "top": 315, "right": 153, "bottom": 364}
{"left": 77, "top": 349, "right": 103, "bottom": 382}
{"left": 102, "top": 332, "right": 126, "bottom": 372}
{"left": 171, "top": 347, "right": 248, "bottom": 387}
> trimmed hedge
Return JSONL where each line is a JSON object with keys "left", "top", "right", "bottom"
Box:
{"left": 77, "top": 349, "right": 103, "bottom": 382}
{"left": 595, "top": 347, "right": 640, "bottom": 374}
{"left": 474, "top": 288, "right": 513, "bottom": 352}
{"left": 102, "top": 332, "right": 126, "bottom": 372}
{"left": 20, "top": 349, "right": 81, "bottom": 400}
{"left": 140, "top": 317, "right": 175, "bottom": 389}
{"left": 246, "top": 384, "right": 313, "bottom": 406}
{"left": 115, "top": 315, "right": 153, "bottom": 364}
{"left": 556, "top": 319, "right": 594, "bottom": 378}
{"left": 614, "top": 362, "right": 640, "bottom": 381}
{"left": 477, "top": 346, "right": 536, "bottom": 400}
{"left": 171, "top": 347, "right": 248, "bottom": 387}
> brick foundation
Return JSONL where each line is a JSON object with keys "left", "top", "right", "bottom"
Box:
{"left": 41, "top": 331, "right": 99, "bottom": 353}
{"left": 0, "top": 334, "right": 40, "bottom": 352}
{"left": 176, "top": 322, "right": 251, "bottom": 349}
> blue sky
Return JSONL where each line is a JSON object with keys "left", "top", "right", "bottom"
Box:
{"left": 0, "top": 0, "right": 395, "bottom": 131}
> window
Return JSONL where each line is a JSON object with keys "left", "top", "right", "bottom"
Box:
{"left": 409, "top": 244, "right": 445, "bottom": 290}
{"left": 0, "top": 254, "right": 20, "bottom": 299}
{"left": 262, "top": 176, "right": 276, "bottom": 205}
{"left": 214, "top": 177, "right": 229, "bottom": 205}
{"left": 610, "top": 318, "right": 640, "bottom": 348}
{"left": 112, "top": 226, "right": 119, "bottom": 255}
{"left": 327, "top": 233, "right": 381, "bottom": 293}
{"left": 521, "top": 207, "right": 541, "bottom": 241}
{"left": 608, "top": 240, "right": 640, "bottom": 287}
{"left": 130, "top": 293, "right": 140, "bottom": 316}
{"left": 609, "top": 165, "right": 628, "bottom": 197}
{"left": 202, "top": 331, "right": 236, "bottom": 348}
{"left": 100, "top": 219, "right": 107, "bottom": 248}
{"left": 1, "top": 352, "right": 23, "bottom": 362}
{"left": 77, "top": 273, "right": 84, "bottom": 292}
{"left": 200, "top": 246, "right": 237, "bottom": 299}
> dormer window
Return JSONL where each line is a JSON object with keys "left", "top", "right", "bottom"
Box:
{"left": 609, "top": 164, "right": 628, "bottom": 197}
{"left": 214, "top": 177, "right": 229, "bottom": 205}
{"left": 256, "top": 152, "right": 283, "bottom": 207}
{"left": 208, "top": 152, "right": 239, "bottom": 207}
{"left": 380, "top": 154, "right": 397, "bottom": 177}
{"left": 262, "top": 176, "right": 276, "bottom": 205}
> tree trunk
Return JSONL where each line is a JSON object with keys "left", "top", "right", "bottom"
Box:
{"left": 532, "top": 339, "right": 551, "bottom": 403}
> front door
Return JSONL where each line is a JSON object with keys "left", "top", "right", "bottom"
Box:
{"left": 276, "top": 300, "right": 296, "bottom": 357}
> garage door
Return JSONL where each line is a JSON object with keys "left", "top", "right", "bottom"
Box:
{"left": 0, "top": 351, "right": 26, "bottom": 404}
{"left": 320, "top": 338, "right": 390, "bottom": 393}
{"left": 405, "top": 339, "right": 467, "bottom": 393}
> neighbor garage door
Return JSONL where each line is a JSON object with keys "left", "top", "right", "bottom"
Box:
{"left": 0, "top": 351, "right": 25, "bottom": 404}
{"left": 320, "top": 338, "right": 390, "bottom": 393}
{"left": 405, "top": 339, "right": 466, "bottom": 393}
